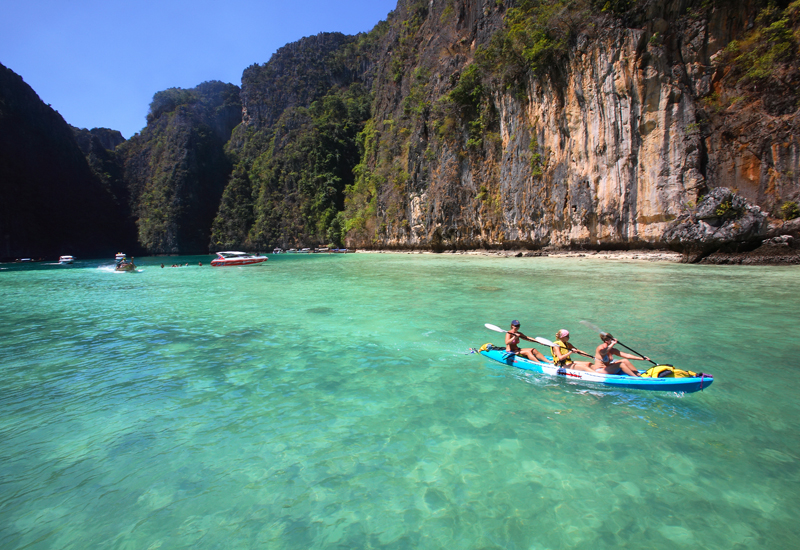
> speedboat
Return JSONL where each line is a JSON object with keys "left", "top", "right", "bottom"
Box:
{"left": 210, "top": 251, "right": 268, "bottom": 267}
{"left": 59, "top": 255, "right": 75, "bottom": 264}
{"left": 114, "top": 253, "right": 136, "bottom": 272}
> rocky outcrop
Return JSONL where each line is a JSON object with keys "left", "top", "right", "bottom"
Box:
{"left": 238, "top": 33, "right": 361, "bottom": 132}
{"left": 662, "top": 187, "right": 768, "bottom": 260}
{"left": 340, "top": 0, "right": 799, "bottom": 255}
{"left": 72, "top": 127, "right": 125, "bottom": 152}
{"left": 118, "top": 81, "right": 241, "bottom": 254}
{"left": 7, "top": 1, "right": 798, "bottom": 258}
{"left": 0, "top": 63, "right": 138, "bottom": 260}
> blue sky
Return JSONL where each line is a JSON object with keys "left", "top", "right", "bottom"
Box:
{"left": 3, "top": 0, "right": 398, "bottom": 139}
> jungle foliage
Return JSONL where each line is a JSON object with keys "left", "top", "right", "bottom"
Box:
{"left": 475, "top": 0, "right": 589, "bottom": 89}
{"left": 211, "top": 85, "right": 371, "bottom": 250}
{"left": 722, "top": 0, "right": 800, "bottom": 83}
{"left": 120, "top": 81, "right": 241, "bottom": 253}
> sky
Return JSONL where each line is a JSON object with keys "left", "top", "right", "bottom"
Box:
{"left": 3, "top": 0, "right": 399, "bottom": 139}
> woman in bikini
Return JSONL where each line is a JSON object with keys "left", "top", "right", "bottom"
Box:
{"left": 505, "top": 320, "right": 550, "bottom": 362}
{"left": 550, "top": 329, "right": 594, "bottom": 372}
{"left": 594, "top": 332, "right": 647, "bottom": 376}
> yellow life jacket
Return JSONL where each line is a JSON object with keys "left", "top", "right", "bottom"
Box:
{"left": 552, "top": 339, "right": 572, "bottom": 366}
{"left": 641, "top": 365, "right": 698, "bottom": 378}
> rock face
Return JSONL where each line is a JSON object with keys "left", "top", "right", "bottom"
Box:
{"left": 663, "top": 187, "right": 768, "bottom": 260}
{"left": 118, "top": 81, "right": 242, "bottom": 254}
{"left": 212, "top": 32, "right": 377, "bottom": 251}
{"left": 5, "top": 1, "right": 799, "bottom": 258}
{"left": 339, "top": 0, "right": 799, "bottom": 253}
{"left": 239, "top": 33, "right": 361, "bottom": 132}
{"left": 0, "top": 63, "right": 138, "bottom": 260}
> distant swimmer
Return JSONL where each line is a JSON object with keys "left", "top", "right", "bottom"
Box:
{"left": 594, "top": 333, "right": 647, "bottom": 376}
{"left": 506, "top": 320, "right": 550, "bottom": 362}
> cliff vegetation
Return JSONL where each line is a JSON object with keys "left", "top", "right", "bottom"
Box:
{"left": 3, "top": 0, "right": 799, "bottom": 261}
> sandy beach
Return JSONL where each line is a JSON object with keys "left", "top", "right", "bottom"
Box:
{"left": 355, "top": 249, "right": 685, "bottom": 261}
{"left": 355, "top": 245, "right": 800, "bottom": 264}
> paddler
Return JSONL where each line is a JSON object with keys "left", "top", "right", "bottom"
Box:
{"left": 506, "top": 320, "right": 551, "bottom": 362}
{"left": 550, "top": 329, "right": 594, "bottom": 372}
{"left": 594, "top": 332, "right": 646, "bottom": 376}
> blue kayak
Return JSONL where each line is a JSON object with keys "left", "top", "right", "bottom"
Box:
{"left": 477, "top": 344, "right": 713, "bottom": 393}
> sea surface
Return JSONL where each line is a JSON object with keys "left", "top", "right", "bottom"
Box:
{"left": 1, "top": 253, "right": 799, "bottom": 549}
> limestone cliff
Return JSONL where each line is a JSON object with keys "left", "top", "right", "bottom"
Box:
{"left": 0, "top": 63, "right": 138, "bottom": 260}
{"left": 7, "top": 1, "right": 796, "bottom": 259}
{"left": 341, "top": 0, "right": 799, "bottom": 254}
{"left": 119, "top": 81, "right": 241, "bottom": 254}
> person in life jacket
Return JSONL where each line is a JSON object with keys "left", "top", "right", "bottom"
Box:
{"left": 593, "top": 332, "right": 647, "bottom": 376}
{"left": 506, "top": 320, "right": 551, "bottom": 362}
{"left": 550, "top": 329, "right": 594, "bottom": 372}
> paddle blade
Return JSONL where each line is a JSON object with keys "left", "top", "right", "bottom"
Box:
{"left": 533, "top": 336, "right": 556, "bottom": 347}
{"left": 485, "top": 323, "right": 507, "bottom": 333}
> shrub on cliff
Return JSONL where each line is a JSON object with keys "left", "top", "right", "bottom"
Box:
{"left": 476, "top": 0, "right": 588, "bottom": 89}
{"left": 721, "top": 1, "right": 800, "bottom": 85}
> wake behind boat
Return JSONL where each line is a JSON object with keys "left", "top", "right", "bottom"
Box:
{"left": 210, "top": 251, "right": 268, "bottom": 267}
{"left": 476, "top": 344, "right": 713, "bottom": 393}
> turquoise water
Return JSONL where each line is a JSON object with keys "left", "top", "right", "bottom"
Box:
{"left": 1, "top": 254, "right": 799, "bottom": 549}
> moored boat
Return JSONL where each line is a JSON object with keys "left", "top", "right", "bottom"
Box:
{"left": 476, "top": 344, "right": 713, "bottom": 393}
{"left": 210, "top": 251, "right": 268, "bottom": 267}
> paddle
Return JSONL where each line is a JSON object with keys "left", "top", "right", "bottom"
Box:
{"left": 484, "top": 323, "right": 568, "bottom": 350}
{"left": 579, "top": 320, "right": 658, "bottom": 365}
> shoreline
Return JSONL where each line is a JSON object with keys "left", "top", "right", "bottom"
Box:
{"left": 355, "top": 247, "right": 800, "bottom": 264}
{"left": 355, "top": 249, "right": 684, "bottom": 261}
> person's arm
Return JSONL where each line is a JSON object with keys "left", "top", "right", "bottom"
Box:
{"left": 551, "top": 345, "right": 571, "bottom": 363}
{"left": 618, "top": 351, "right": 650, "bottom": 361}
{"left": 610, "top": 346, "right": 649, "bottom": 361}
{"left": 568, "top": 343, "right": 592, "bottom": 358}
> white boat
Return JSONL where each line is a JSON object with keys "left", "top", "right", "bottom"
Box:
{"left": 115, "top": 252, "right": 127, "bottom": 261}
{"left": 273, "top": 248, "right": 284, "bottom": 254}
{"left": 58, "top": 255, "right": 75, "bottom": 264}
{"left": 210, "top": 251, "right": 268, "bottom": 267}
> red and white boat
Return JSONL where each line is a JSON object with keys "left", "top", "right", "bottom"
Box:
{"left": 210, "top": 251, "right": 268, "bottom": 267}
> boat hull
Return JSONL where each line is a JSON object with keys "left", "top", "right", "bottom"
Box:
{"left": 210, "top": 257, "right": 268, "bottom": 267}
{"left": 478, "top": 345, "right": 713, "bottom": 393}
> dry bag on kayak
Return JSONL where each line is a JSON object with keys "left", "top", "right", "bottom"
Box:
{"left": 641, "top": 365, "right": 698, "bottom": 378}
